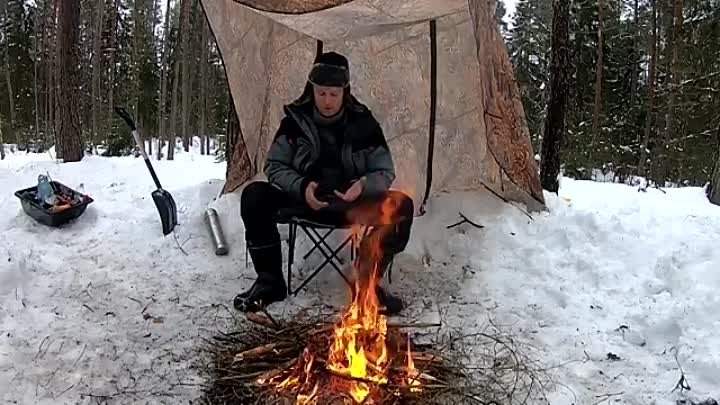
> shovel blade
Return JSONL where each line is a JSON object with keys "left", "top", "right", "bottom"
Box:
{"left": 151, "top": 189, "right": 178, "bottom": 236}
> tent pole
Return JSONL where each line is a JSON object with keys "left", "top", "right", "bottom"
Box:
{"left": 315, "top": 40, "right": 324, "bottom": 60}
{"left": 420, "top": 19, "right": 438, "bottom": 215}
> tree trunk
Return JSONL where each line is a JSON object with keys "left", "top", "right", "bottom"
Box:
{"left": 629, "top": 0, "right": 639, "bottom": 112}
{"left": 131, "top": 0, "right": 140, "bottom": 120}
{"left": 55, "top": 0, "right": 83, "bottom": 162}
{"left": 168, "top": 51, "right": 180, "bottom": 160}
{"left": 0, "top": 0, "right": 4, "bottom": 158}
{"left": 591, "top": 0, "right": 605, "bottom": 142}
{"left": 709, "top": 124, "right": 720, "bottom": 205}
{"left": 638, "top": 0, "right": 658, "bottom": 178}
{"left": 199, "top": 14, "right": 208, "bottom": 155}
{"left": 52, "top": 0, "right": 60, "bottom": 150}
{"left": 661, "top": 0, "right": 684, "bottom": 185}
{"left": 179, "top": 0, "right": 191, "bottom": 152}
{"left": 44, "top": 0, "right": 53, "bottom": 147}
{"left": 91, "top": 0, "right": 104, "bottom": 150}
{"left": 2, "top": 0, "right": 16, "bottom": 146}
{"left": 157, "top": 0, "right": 171, "bottom": 159}
{"left": 539, "top": 0, "right": 571, "bottom": 194}
{"left": 0, "top": 111, "right": 5, "bottom": 160}
{"left": 107, "top": 0, "right": 118, "bottom": 147}
{"left": 146, "top": 0, "right": 157, "bottom": 158}
{"left": 32, "top": 0, "right": 41, "bottom": 146}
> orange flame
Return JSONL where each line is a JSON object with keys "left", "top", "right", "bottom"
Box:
{"left": 257, "top": 190, "right": 425, "bottom": 404}
{"left": 406, "top": 335, "right": 422, "bottom": 393}
{"left": 326, "top": 261, "right": 389, "bottom": 403}
{"left": 324, "top": 196, "right": 403, "bottom": 403}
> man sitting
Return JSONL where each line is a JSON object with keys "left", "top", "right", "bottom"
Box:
{"left": 235, "top": 52, "right": 414, "bottom": 315}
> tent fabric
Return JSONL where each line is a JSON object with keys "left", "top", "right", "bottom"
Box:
{"left": 234, "top": 0, "right": 468, "bottom": 41}
{"left": 202, "top": 0, "right": 546, "bottom": 212}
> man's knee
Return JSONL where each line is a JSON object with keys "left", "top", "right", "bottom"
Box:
{"left": 241, "top": 181, "right": 275, "bottom": 219}
{"left": 387, "top": 190, "right": 414, "bottom": 222}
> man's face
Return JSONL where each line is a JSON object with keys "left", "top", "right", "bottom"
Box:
{"left": 313, "top": 85, "right": 344, "bottom": 117}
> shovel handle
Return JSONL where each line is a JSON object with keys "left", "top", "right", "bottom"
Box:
{"left": 114, "top": 107, "right": 164, "bottom": 190}
{"left": 114, "top": 107, "right": 136, "bottom": 130}
{"left": 114, "top": 107, "right": 145, "bottom": 154}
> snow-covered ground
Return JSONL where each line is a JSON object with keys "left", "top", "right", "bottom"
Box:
{"left": 1, "top": 145, "right": 718, "bottom": 404}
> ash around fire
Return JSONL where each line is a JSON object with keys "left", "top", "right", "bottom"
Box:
{"left": 198, "top": 310, "right": 551, "bottom": 405}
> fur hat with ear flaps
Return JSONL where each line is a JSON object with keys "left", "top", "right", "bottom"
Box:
{"left": 308, "top": 52, "right": 350, "bottom": 88}
{"left": 291, "top": 51, "right": 365, "bottom": 113}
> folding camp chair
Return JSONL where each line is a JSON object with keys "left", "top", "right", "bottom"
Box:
{"left": 244, "top": 209, "right": 394, "bottom": 297}
{"left": 282, "top": 213, "right": 399, "bottom": 296}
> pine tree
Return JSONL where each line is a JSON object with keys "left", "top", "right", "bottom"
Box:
{"left": 508, "top": 0, "right": 553, "bottom": 151}
{"left": 540, "top": 0, "right": 571, "bottom": 193}
{"left": 56, "top": 0, "right": 83, "bottom": 162}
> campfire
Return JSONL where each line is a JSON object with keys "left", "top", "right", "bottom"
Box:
{"left": 255, "top": 269, "right": 427, "bottom": 404}
{"left": 202, "top": 200, "right": 549, "bottom": 404}
{"left": 255, "top": 202, "right": 436, "bottom": 404}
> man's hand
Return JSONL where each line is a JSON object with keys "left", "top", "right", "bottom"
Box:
{"left": 305, "top": 181, "right": 329, "bottom": 211}
{"left": 334, "top": 177, "right": 366, "bottom": 203}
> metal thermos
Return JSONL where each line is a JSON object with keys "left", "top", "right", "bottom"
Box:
{"left": 204, "top": 208, "right": 228, "bottom": 255}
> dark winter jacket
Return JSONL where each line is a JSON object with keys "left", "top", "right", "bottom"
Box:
{"left": 263, "top": 96, "right": 395, "bottom": 203}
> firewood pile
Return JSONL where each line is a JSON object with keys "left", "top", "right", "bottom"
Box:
{"left": 200, "top": 311, "right": 550, "bottom": 405}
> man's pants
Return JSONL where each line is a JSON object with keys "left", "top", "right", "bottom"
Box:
{"left": 240, "top": 181, "right": 414, "bottom": 285}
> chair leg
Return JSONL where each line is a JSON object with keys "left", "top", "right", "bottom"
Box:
{"left": 287, "top": 223, "right": 297, "bottom": 296}
{"left": 350, "top": 234, "right": 355, "bottom": 261}
{"left": 303, "top": 228, "right": 334, "bottom": 260}
{"left": 308, "top": 227, "right": 347, "bottom": 265}
{"left": 291, "top": 232, "right": 354, "bottom": 295}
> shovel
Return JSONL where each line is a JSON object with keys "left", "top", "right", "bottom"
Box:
{"left": 114, "top": 107, "right": 178, "bottom": 236}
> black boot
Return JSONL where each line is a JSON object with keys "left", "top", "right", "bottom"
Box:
{"left": 377, "top": 286, "right": 404, "bottom": 316}
{"left": 234, "top": 243, "right": 287, "bottom": 312}
{"left": 353, "top": 253, "right": 404, "bottom": 316}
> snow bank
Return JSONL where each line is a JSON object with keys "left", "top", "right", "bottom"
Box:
{"left": 396, "top": 178, "right": 720, "bottom": 405}
{"left": 1, "top": 149, "right": 719, "bottom": 405}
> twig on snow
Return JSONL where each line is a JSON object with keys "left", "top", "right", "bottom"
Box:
{"left": 44, "top": 366, "right": 60, "bottom": 388}
{"left": 387, "top": 322, "right": 442, "bottom": 329}
{"left": 72, "top": 344, "right": 87, "bottom": 368}
{"left": 593, "top": 391, "right": 624, "bottom": 405}
{"left": 34, "top": 336, "right": 51, "bottom": 361}
{"left": 447, "top": 212, "right": 485, "bottom": 230}
{"left": 172, "top": 232, "right": 190, "bottom": 256}
{"left": 638, "top": 182, "right": 667, "bottom": 194}
{"left": 54, "top": 383, "right": 76, "bottom": 399}
{"left": 480, "top": 181, "right": 535, "bottom": 221}
{"left": 670, "top": 346, "right": 691, "bottom": 394}
{"left": 141, "top": 296, "right": 156, "bottom": 314}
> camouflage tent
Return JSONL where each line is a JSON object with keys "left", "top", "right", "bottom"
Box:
{"left": 201, "top": 0, "right": 546, "bottom": 212}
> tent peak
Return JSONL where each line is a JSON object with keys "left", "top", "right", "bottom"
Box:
{"left": 232, "top": 0, "right": 352, "bottom": 14}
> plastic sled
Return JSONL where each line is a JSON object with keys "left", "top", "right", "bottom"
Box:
{"left": 14, "top": 181, "right": 94, "bottom": 227}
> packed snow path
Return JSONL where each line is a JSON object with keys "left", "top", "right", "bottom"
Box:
{"left": 1, "top": 147, "right": 718, "bottom": 404}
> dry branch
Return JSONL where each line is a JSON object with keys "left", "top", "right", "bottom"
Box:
{"left": 234, "top": 343, "right": 290, "bottom": 363}
{"left": 246, "top": 313, "right": 280, "bottom": 330}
